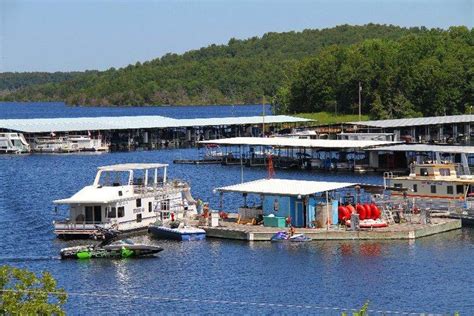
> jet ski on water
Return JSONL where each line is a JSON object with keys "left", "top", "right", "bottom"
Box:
{"left": 270, "top": 231, "right": 312, "bottom": 242}
{"left": 60, "top": 227, "right": 163, "bottom": 259}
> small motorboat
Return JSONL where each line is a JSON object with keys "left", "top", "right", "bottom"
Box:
{"left": 270, "top": 231, "right": 312, "bottom": 242}
{"left": 60, "top": 228, "right": 163, "bottom": 259}
{"left": 148, "top": 223, "right": 206, "bottom": 241}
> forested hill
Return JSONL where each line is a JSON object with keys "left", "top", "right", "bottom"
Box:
{"left": 1, "top": 24, "right": 427, "bottom": 106}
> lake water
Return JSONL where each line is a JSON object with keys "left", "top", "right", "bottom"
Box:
{"left": 0, "top": 102, "right": 473, "bottom": 314}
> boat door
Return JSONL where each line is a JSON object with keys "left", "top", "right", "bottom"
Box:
{"left": 93, "top": 206, "right": 102, "bottom": 223}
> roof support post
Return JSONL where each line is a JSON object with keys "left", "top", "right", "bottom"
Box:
{"left": 240, "top": 145, "right": 244, "bottom": 184}
{"left": 326, "top": 190, "right": 330, "bottom": 231}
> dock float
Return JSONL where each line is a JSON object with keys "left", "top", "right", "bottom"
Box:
{"left": 202, "top": 217, "right": 461, "bottom": 241}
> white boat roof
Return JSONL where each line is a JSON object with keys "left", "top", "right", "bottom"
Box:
{"left": 98, "top": 163, "right": 168, "bottom": 171}
{"left": 367, "top": 144, "right": 474, "bottom": 154}
{"left": 200, "top": 137, "right": 399, "bottom": 149}
{"left": 351, "top": 114, "right": 474, "bottom": 129}
{"left": 54, "top": 185, "right": 131, "bottom": 204}
{"left": 0, "top": 115, "right": 311, "bottom": 133}
{"left": 216, "top": 179, "right": 357, "bottom": 196}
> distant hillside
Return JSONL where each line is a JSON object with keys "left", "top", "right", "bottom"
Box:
{"left": 0, "top": 24, "right": 427, "bottom": 106}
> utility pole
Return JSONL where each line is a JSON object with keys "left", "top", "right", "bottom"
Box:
{"left": 358, "top": 81, "right": 362, "bottom": 122}
{"left": 262, "top": 96, "right": 266, "bottom": 137}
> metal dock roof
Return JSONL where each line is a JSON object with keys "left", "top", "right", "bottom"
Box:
{"left": 216, "top": 178, "right": 357, "bottom": 196}
{"left": 200, "top": 137, "right": 399, "bottom": 149}
{"left": 0, "top": 115, "right": 311, "bottom": 133}
{"left": 367, "top": 144, "right": 474, "bottom": 154}
{"left": 350, "top": 114, "right": 474, "bottom": 129}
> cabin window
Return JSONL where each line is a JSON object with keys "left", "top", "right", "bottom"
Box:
{"left": 447, "top": 186, "right": 454, "bottom": 195}
{"left": 439, "top": 168, "right": 451, "bottom": 176}
{"left": 117, "top": 206, "right": 125, "bottom": 218}
{"left": 136, "top": 213, "right": 142, "bottom": 223}
{"left": 162, "top": 199, "right": 170, "bottom": 211}
{"left": 431, "top": 185, "right": 437, "bottom": 194}
{"left": 456, "top": 185, "right": 464, "bottom": 194}
{"left": 107, "top": 207, "right": 116, "bottom": 218}
{"left": 118, "top": 191, "right": 123, "bottom": 196}
{"left": 420, "top": 168, "right": 429, "bottom": 176}
{"left": 136, "top": 199, "right": 142, "bottom": 207}
{"left": 148, "top": 201, "right": 153, "bottom": 212}
{"left": 394, "top": 183, "right": 403, "bottom": 189}
{"left": 413, "top": 184, "right": 417, "bottom": 192}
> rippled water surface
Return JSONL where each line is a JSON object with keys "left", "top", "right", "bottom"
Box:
{"left": 1, "top": 103, "right": 474, "bottom": 314}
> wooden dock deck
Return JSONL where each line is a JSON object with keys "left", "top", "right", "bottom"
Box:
{"left": 202, "top": 216, "right": 461, "bottom": 241}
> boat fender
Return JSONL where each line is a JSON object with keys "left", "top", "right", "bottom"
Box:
{"left": 171, "top": 212, "right": 175, "bottom": 221}
{"left": 356, "top": 204, "right": 367, "bottom": 220}
{"left": 346, "top": 204, "right": 356, "bottom": 214}
{"left": 364, "top": 204, "right": 372, "bottom": 219}
{"left": 370, "top": 204, "right": 381, "bottom": 219}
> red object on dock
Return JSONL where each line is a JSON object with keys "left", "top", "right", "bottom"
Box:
{"left": 364, "top": 204, "right": 372, "bottom": 219}
{"left": 338, "top": 206, "right": 350, "bottom": 221}
{"left": 346, "top": 204, "right": 356, "bottom": 214}
{"left": 356, "top": 204, "right": 367, "bottom": 220}
{"left": 370, "top": 204, "right": 381, "bottom": 219}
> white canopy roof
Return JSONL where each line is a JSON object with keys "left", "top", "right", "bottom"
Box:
{"left": 98, "top": 163, "right": 168, "bottom": 171}
{"left": 54, "top": 185, "right": 132, "bottom": 204}
{"left": 368, "top": 144, "right": 474, "bottom": 154}
{"left": 351, "top": 114, "right": 474, "bottom": 129}
{"left": 216, "top": 178, "right": 357, "bottom": 196}
{"left": 0, "top": 115, "right": 311, "bottom": 133}
{"left": 200, "top": 137, "right": 398, "bottom": 149}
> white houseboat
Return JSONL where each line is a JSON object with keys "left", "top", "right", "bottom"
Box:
{"left": 384, "top": 162, "right": 474, "bottom": 201}
{"left": 53, "top": 163, "right": 197, "bottom": 238}
{"left": 0, "top": 133, "right": 31, "bottom": 154}
{"left": 32, "top": 135, "right": 109, "bottom": 153}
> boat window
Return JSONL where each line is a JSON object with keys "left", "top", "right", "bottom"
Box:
{"left": 162, "top": 200, "right": 170, "bottom": 211}
{"left": 439, "top": 168, "right": 451, "bottom": 176}
{"left": 148, "top": 201, "right": 152, "bottom": 212}
{"left": 456, "top": 185, "right": 464, "bottom": 194}
{"left": 98, "top": 171, "right": 129, "bottom": 187}
{"left": 431, "top": 185, "right": 437, "bottom": 194}
{"left": 394, "top": 183, "right": 403, "bottom": 189}
{"left": 413, "top": 184, "right": 417, "bottom": 192}
{"left": 136, "top": 213, "right": 142, "bottom": 223}
{"left": 117, "top": 206, "right": 125, "bottom": 218}
{"left": 107, "top": 207, "right": 116, "bottom": 218}
{"left": 447, "top": 186, "right": 453, "bottom": 194}
{"left": 420, "top": 168, "right": 429, "bottom": 176}
{"left": 136, "top": 199, "right": 142, "bottom": 207}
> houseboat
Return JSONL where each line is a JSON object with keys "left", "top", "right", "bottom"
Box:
{"left": 384, "top": 162, "right": 474, "bottom": 201}
{"left": 0, "top": 133, "right": 30, "bottom": 154}
{"left": 32, "top": 135, "right": 109, "bottom": 153}
{"left": 53, "top": 163, "right": 197, "bottom": 238}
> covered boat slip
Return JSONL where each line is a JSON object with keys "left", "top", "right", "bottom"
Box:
{"left": 207, "top": 178, "right": 462, "bottom": 241}
{"left": 216, "top": 179, "right": 363, "bottom": 228}
{"left": 197, "top": 137, "right": 400, "bottom": 170}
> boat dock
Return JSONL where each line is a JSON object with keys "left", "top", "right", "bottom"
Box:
{"left": 203, "top": 217, "right": 461, "bottom": 241}
{"left": 0, "top": 114, "right": 311, "bottom": 152}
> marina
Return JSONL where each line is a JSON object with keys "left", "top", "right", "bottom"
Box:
{"left": 2, "top": 103, "right": 474, "bottom": 314}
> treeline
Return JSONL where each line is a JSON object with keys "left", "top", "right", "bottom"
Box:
{"left": 0, "top": 71, "right": 85, "bottom": 91}
{"left": 1, "top": 24, "right": 427, "bottom": 106}
{"left": 274, "top": 26, "right": 474, "bottom": 119}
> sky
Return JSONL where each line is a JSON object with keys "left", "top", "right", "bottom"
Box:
{"left": 0, "top": 0, "right": 472, "bottom": 72}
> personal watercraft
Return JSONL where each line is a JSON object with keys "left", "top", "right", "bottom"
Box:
{"left": 60, "top": 227, "right": 163, "bottom": 259}
{"left": 270, "top": 231, "right": 312, "bottom": 242}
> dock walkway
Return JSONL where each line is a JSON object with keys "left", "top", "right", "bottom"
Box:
{"left": 202, "top": 216, "right": 461, "bottom": 241}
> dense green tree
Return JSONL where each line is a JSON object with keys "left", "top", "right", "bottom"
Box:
{"left": 0, "top": 265, "right": 67, "bottom": 315}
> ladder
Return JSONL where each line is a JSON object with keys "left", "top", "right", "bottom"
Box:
{"left": 383, "top": 207, "right": 395, "bottom": 224}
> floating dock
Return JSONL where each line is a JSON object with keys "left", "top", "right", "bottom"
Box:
{"left": 203, "top": 217, "right": 461, "bottom": 241}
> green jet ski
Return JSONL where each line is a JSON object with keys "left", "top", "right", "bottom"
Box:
{"left": 60, "top": 227, "right": 163, "bottom": 259}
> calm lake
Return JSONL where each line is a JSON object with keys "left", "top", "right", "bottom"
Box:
{"left": 0, "top": 102, "right": 473, "bottom": 314}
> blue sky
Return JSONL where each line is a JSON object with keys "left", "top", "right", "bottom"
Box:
{"left": 1, "top": 0, "right": 472, "bottom": 72}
